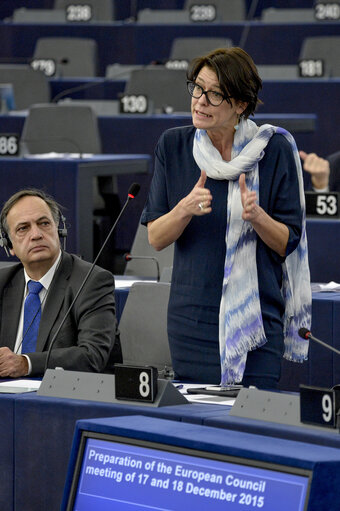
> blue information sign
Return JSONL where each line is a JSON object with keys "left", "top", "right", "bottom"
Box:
{"left": 70, "top": 436, "right": 310, "bottom": 511}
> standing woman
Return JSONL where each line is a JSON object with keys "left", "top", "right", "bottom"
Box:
{"left": 141, "top": 47, "right": 311, "bottom": 389}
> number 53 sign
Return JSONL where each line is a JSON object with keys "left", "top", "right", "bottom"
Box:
{"left": 305, "top": 192, "right": 339, "bottom": 218}
{"left": 300, "top": 385, "right": 340, "bottom": 428}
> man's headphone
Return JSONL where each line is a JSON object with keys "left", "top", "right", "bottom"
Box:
{"left": 0, "top": 211, "right": 68, "bottom": 257}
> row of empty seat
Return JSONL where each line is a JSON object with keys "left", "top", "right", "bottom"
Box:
{"left": 5, "top": 1, "right": 339, "bottom": 24}
{"left": 1, "top": 32, "right": 339, "bottom": 115}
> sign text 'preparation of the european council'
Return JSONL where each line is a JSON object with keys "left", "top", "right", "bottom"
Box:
{"left": 72, "top": 438, "right": 309, "bottom": 510}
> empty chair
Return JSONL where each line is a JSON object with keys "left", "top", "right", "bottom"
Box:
{"left": 54, "top": 0, "right": 114, "bottom": 22}
{"left": 32, "top": 37, "right": 98, "bottom": 78}
{"left": 119, "top": 282, "right": 173, "bottom": 378}
{"left": 124, "top": 223, "right": 174, "bottom": 280}
{"left": 0, "top": 65, "right": 50, "bottom": 110}
{"left": 20, "top": 103, "right": 102, "bottom": 154}
{"left": 184, "top": 0, "right": 246, "bottom": 21}
{"left": 137, "top": 8, "right": 190, "bottom": 24}
{"left": 125, "top": 68, "right": 190, "bottom": 113}
{"left": 261, "top": 8, "right": 315, "bottom": 22}
{"left": 19, "top": 102, "right": 116, "bottom": 253}
{"left": 256, "top": 65, "right": 299, "bottom": 80}
{"left": 170, "top": 37, "right": 233, "bottom": 63}
{"left": 11, "top": 8, "right": 66, "bottom": 23}
{"left": 299, "top": 36, "right": 340, "bottom": 77}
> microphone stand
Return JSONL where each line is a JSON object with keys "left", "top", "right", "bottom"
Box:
{"left": 43, "top": 183, "right": 140, "bottom": 373}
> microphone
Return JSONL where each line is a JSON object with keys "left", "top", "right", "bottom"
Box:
{"left": 51, "top": 63, "right": 154, "bottom": 103}
{"left": 124, "top": 253, "right": 160, "bottom": 282}
{"left": 239, "top": 0, "right": 260, "bottom": 49}
{"left": 298, "top": 327, "right": 340, "bottom": 357}
{"left": 51, "top": 65, "right": 141, "bottom": 103}
{"left": 52, "top": 77, "right": 113, "bottom": 103}
{"left": 43, "top": 182, "right": 140, "bottom": 372}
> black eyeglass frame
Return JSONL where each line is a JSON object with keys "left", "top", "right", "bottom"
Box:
{"left": 186, "top": 80, "right": 232, "bottom": 107}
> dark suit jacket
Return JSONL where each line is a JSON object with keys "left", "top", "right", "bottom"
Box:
{"left": 0, "top": 251, "right": 122, "bottom": 376}
{"left": 328, "top": 151, "right": 340, "bottom": 192}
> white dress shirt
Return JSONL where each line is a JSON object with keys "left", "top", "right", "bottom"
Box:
{"left": 14, "top": 251, "right": 62, "bottom": 374}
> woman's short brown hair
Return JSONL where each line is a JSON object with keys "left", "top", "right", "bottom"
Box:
{"left": 187, "top": 46, "right": 262, "bottom": 118}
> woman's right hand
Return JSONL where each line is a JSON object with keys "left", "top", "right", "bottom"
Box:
{"left": 147, "top": 170, "right": 213, "bottom": 251}
{"left": 181, "top": 170, "right": 212, "bottom": 216}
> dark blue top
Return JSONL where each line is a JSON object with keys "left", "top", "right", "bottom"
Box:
{"left": 141, "top": 125, "right": 302, "bottom": 385}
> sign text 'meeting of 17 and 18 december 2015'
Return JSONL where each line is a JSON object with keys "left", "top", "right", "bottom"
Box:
{"left": 72, "top": 438, "right": 310, "bottom": 510}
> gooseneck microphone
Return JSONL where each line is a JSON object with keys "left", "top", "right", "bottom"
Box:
{"left": 298, "top": 327, "right": 340, "bottom": 356}
{"left": 124, "top": 253, "right": 160, "bottom": 282}
{"left": 51, "top": 65, "right": 141, "bottom": 103}
{"left": 43, "top": 182, "right": 140, "bottom": 372}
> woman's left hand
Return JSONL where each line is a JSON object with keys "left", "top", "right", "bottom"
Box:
{"left": 239, "top": 173, "right": 289, "bottom": 257}
{"left": 239, "top": 173, "right": 260, "bottom": 222}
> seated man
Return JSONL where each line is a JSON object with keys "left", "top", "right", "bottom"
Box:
{"left": 300, "top": 150, "right": 340, "bottom": 192}
{"left": 0, "top": 188, "right": 122, "bottom": 378}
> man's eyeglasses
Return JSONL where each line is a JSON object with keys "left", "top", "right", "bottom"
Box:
{"left": 187, "top": 81, "right": 231, "bottom": 107}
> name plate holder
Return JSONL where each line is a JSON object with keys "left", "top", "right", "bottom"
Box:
{"left": 230, "top": 387, "right": 340, "bottom": 432}
{"left": 37, "top": 368, "right": 187, "bottom": 407}
{"left": 230, "top": 388, "right": 301, "bottom": 426}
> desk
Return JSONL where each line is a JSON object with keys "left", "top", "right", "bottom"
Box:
{"left": 0, "top": 154, "right": 151, "bottom": 262}
{"left": 46, "top": 78, "right": 336, "bottom": 157}
{"left": 10, "top": 392, "right": 225, "bottom": 511}
{"left": 0, "top": 392, "right": 15, "bottom": 511}
{"left": 1, "top": 384, "right": 340, "bottom": 510}
{"left": 0, "top": 111, "right": 317, "bottom": 156}
{"left": 306, "top": 218, "right": 340, "bottom": 283}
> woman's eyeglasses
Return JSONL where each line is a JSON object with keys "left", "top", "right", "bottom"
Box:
{"left": 187, "top": 81, "right": 231, "bottom": 107}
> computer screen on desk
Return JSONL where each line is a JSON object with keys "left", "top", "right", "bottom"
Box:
{"left": 65, "top": 431, "right": 311, "bottom": 511}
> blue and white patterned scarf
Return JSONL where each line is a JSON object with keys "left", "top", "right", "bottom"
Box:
{"left": 193, "top": 118, "right": 311, "bottom": 386}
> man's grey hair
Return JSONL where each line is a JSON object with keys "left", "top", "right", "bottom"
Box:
{"left": 0, "top": 188, "right": 61, "bottom": 236}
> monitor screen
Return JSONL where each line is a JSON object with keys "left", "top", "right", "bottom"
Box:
{"left": 65, "top": 431, "right": 311, "bottom": 511}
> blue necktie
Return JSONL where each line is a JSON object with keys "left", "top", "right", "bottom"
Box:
{"left": 22, "top": 280, "right": 44, "bottom": 354}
